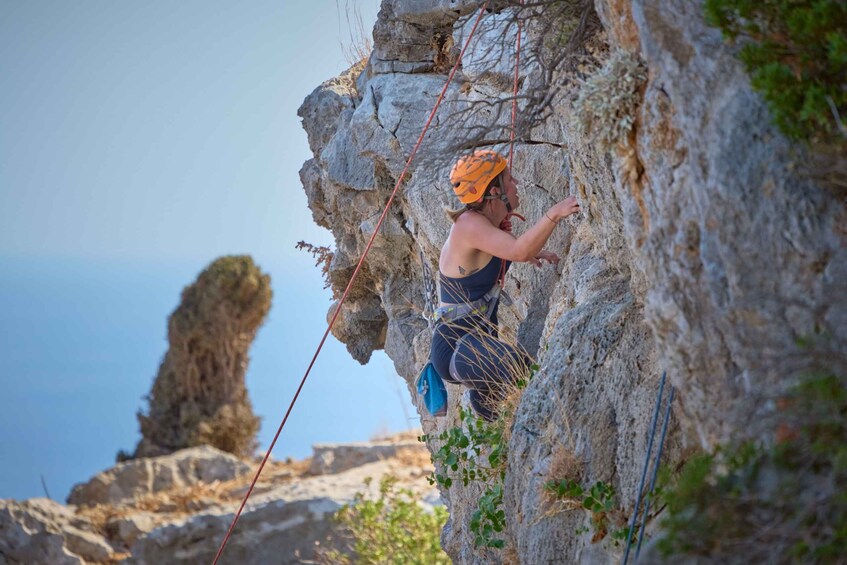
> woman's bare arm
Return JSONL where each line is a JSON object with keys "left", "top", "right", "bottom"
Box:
{"left": 454, "top": 197, "right": 580, "bottom": 262}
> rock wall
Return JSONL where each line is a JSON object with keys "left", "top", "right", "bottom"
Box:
{"left": 298, "top": 1, "right": 846, "bottom": 563}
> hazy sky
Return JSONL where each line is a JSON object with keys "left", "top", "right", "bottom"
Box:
{"left": 1, "top": 0, "right": 379, "bottom": 262}
{"left": 0, "top": 1, "right": 423, "bottom": 501}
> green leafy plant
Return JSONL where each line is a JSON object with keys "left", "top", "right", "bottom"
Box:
{"left": 704, "top": 0, "right": 847, "bottom": 145}
{"left": 318, "top": 475, "right": 450, "bottom": 565}
{"left": 470, "top": 483, "right": 506, "bottom": 549}
{"left": 544, "top": 478, "right": 629, "bottom": 544}
{"left": 545, "top": 477, "right": 585, "bottom": 500}
{"left": 654, "top": 373, "right": 847, "bottom": 562}
{"left": 422, "top": 407, "right": 509, "bottom": 548}
{"left": 419, "top": 364, "right": 538, "bottom": 550}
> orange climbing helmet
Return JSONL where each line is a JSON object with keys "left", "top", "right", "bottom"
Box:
{"left": 450, "top": 150, "right": 507, "bottom": 205}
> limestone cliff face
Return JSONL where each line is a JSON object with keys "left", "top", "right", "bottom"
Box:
{"left": 298, "top": 1, "right": 846, "bottom": 563}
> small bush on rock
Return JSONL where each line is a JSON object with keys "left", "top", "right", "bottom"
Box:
{"left": 421, "top": 364, "right": 536, "bottom": 550}
{"left": 654, "top": 373, "right": 847, "bottom": 562}
{"left": 318, "top": 475, "right": 450, "bottom": 565}
{"left": 704, "top": 0, "right": 847, "bottom": 146}
{"left": 544, "top": 478, "right": 630, "bottom": 545}
{"left": 422, "top": 407, "right": 510, "bottom": 549}
{"left": 573, "top": 50, "right": 648, "bottom": 150}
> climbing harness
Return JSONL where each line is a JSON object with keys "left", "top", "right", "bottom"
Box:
{"left": 432, "top": 281, "right": 510, "bottom": 324}
{"left": 622, "top": 372, "right": 675, "bottom": 565}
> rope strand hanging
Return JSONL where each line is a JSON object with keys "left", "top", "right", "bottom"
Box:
{"left": 508, "top": 0, "right": 524, "bottom": 171}
{"left": 211, "top": 2, "right": 498, "bottom": 562}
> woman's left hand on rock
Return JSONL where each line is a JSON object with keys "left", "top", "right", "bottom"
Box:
{"left": 528, "top": 250, "right": 560, "bottom": 267}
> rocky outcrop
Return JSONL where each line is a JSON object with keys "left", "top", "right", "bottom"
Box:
{"left": 132, "top": 256, "right": 271, "bottom": 459}
{"left": 0, "top": 499, "right": 116, "bottom": 565}
{"left": 309, "top": 438, "right": 427, "bottom": 475}
{"left": 0, "top": 433, "right": 435, "bottom": 564}
{"left": 126, "top": 459, "right": 431, "bottom": 565}
{"left": 67, "top": 446, "right": 251, "bottom": 507}
{"left": 298, "top": 0, "right": 846, "bottom": 563}
{"left": 628, "top": 0, "right": 846, "bottom": 445}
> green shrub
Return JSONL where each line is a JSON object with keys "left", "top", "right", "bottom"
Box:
{"left": 422, "top": 406, "right": 510, "bottom": 548}
{"left": 132, "top": 255, "right": 268, "bottom": 460}
{"left": 544, "top": 478, "right": 630, "bottom": 544}
{"left": 654, "top": 373, "right": 847, "bottom": 562}
{"left": 420, "top": 364, "right": 537, "bottom": 550}
{"left": 704, "top": 0, "right": 847, "bottom": 145}
{"left": 319, "top": 475, "right": 450, "bottom": 565}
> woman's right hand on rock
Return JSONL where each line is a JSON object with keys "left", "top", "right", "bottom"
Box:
{"left": 550, "top": 196, "right": 580, "bottom": 222}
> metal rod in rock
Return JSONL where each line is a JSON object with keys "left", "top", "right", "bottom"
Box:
{"left": 622, "top": 371, "right": 666, "bottom": 565}
{"left": 635, "top": 386, "right": 675, "bottom": 561}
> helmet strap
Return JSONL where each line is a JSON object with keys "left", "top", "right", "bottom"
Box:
{"left": 483, "top": 190, "right": 512, "bottom": 213}
{"left": 500, "top": 193, "right": 512, "bottom": 213}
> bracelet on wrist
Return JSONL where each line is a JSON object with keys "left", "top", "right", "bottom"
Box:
{"left": 544, "top": 212, "right": 559, "bottom": 225}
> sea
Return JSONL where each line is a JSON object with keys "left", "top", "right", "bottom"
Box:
{"left": 0, "top": 254, "right": 416, "bottom": 502}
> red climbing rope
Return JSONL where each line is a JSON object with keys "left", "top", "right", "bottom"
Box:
{"left": 507, "top": 0, "right": 524, "bottom": 171}
{"left": 211, "top": 2, "right": 492, "bottom": 563}
{"left": 502, "top": 0, "right": 525, "bottom": 281}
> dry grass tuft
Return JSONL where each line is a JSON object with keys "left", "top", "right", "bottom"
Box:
{"left": 548, "top": 446, "right": 585, "bottom": 486}
{"left": 536, "top": 447, "right": 587, "bottom": 522}
{"left": 296, "top": 241, "right": 334, "bottom": 292}
{"left": 337, "top": 0, "right": 373, "bottom": 67}
{"left": 431, "top": 31, "right": 455, "bottom": 73}
{"left": 502, "top": 543, "right": 521, "bottom": 564}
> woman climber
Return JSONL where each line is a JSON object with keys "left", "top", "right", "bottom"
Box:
{"left": 430, "top": 149, "right": 580, "bottom": 421}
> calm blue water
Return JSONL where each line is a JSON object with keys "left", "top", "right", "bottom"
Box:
{"left": 0, "top": 254, "right": 416, "bottom": 501}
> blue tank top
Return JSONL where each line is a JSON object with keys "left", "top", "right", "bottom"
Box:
{"left": 439, "top": 256, "right": 509, "bottom": 304}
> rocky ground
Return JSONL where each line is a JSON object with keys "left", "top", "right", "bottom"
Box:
{"left": 0, "top": 431, "right": 436, "bottom": 564}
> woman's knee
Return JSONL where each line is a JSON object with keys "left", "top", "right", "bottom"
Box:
{"left": 469, "top": 390, "right": 497, "bottom": 422}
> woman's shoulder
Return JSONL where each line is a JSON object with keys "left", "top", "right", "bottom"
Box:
{"left": 452, "top": 209, "right": 490, "bottom": 236}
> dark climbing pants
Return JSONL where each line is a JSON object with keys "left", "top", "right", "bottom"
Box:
{"left": 431, "top": 317, "right": 530, "bottom": 422}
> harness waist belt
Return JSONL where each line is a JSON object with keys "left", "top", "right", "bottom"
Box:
{"left": 433, "top": 285, "right": 511, "bottom": 324}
